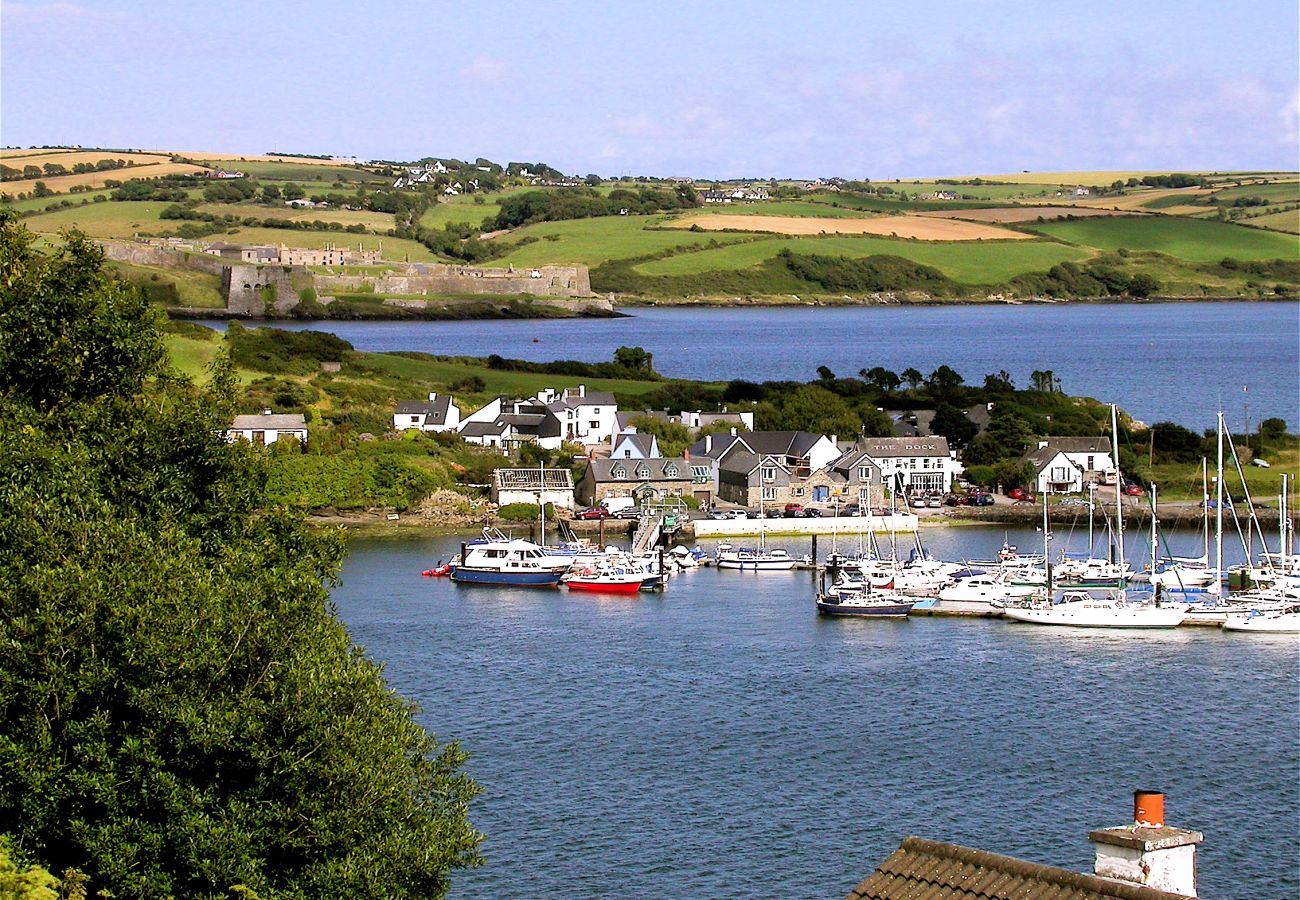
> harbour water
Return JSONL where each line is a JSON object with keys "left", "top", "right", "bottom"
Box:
{"left": 332, "top": 526, "right": 1298, "bottom": 899}
{"left": 209, "top": 300, "right": 1300, "bottom": 431}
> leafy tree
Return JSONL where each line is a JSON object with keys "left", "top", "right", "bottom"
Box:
{"left": 22, "top": 165, "right": 41, "bottom": 179}
{"left": 926, "top": 364, "right": 964, "bottom": 399}
{"left": 261, "top": 183, "right": 281, "bottom": 201}
{"left": 0, "top": 215, "right": 482, "bottom": 898}
{"left": 31, "top": 182, "right": 54, "bottom": 198}
{"left": 931, "top": 403, "right": 978, "bottom": 449}
{"left": 1259, "top": 417, "right": 1288, "bottom": 440}
{"left": 982, "top": 370, "right": 1015, "bottom": 394}
{"left": 901, "top": 367, "right": 923, "bottom": 389}
{"left": 816, "top": 365, "right": 836, "bottom": 381}
{"left": 858, "top": 404, "right": 896, "bottom": 437}
{"left": 629, "top": 414, "right": 693, "bottom": 457}
{"left": 765, "top": 384, "right": 861, "bottom": 438}
{"left": 613, "top": 345, "right": 654, "bottom": 373}
{"left": 282, "top": 182, "right": 305, "bottom": 200}
{"left": 860, "top": 366, "right": 901, "bottom": 394}
{"left": 1029, "top": 369, "right": 1061, "bottom": 393}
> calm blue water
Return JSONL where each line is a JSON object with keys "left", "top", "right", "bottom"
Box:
{"left": 205, "top": 301, "right": 1300, "bottom": 430}
{"left": 332, "top": 527, "right": 1298, "bottom": 900}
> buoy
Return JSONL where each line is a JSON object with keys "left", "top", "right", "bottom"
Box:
{"left": 532, "top": 337, "right": 540, "bottom": 343}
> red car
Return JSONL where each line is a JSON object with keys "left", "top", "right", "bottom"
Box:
{"left": 1007, "top": 487, "right": 1028, "bottom": 500}
{"left": 575, "top": 507, "right": 611, "bottom": 520}
{"left": 1124, "top": 484, "right": 1145, "bottom": 496}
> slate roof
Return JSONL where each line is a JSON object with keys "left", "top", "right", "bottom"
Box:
{"left": 586, "top": 458, "right": 692, "bottom": 482}
{"left": 741, "top": 430, "right": 824, "bottom": 458}
{"left": 231, "top": 413, "right": 306, "bottom": 431}
{"left": 611, "top": 432, "right": 657, "bottom": 457}
{"left": 689, "top": 432, "right": 750, "bottom": 460}
{"left": 616, "top": 410, "right": 673, "bottom": 431}
{"left": 1025, "top": 445, "right": 1082, "bottom": 475}
{"left": 395, "top": 394, "right": 453, "bottom": 425}
{"left": 847, "top": 836, "right": 1196, "bottom": 900}
{"left": 855, "top": 436, "right": 951, "bottom": 458}
{"left": 548, "top": 390, "right": 617, "bottom": 410}
{"left": 460, "top": 420, "right": 508, "bottom": 438}
{"left": 1035, "top": 436, "right": 1113, "bottom": 455}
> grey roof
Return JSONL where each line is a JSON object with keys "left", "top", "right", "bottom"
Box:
{"left": 460, "top": 420, "right": 508, "bottom": 438}
{"left": 1035, "top": 436, "right": 1113, "bottom": 454}
{"left": 1025, "top": 444, "right": 1083, "bottom": 474}
{"left": 741, "top": 430, "right": 824, "bottom": 458}
{"left": 854, "top": 436, "right": 951, "bottom": 458}
{"left": 689, "top": 432, "right": 750, "bottom": 460}
{"left": 611, "top": 432, "right": 657, "bottom": 457}
{"left": 395, "top": 394, "right": 453, "bottom": 424}
{"left": 830, "top": 448, "right": 885, "bottom": 475}
{"left": 231, "top": 413, "right": 306, "bottom": 430}
{"left": 847, "top": 836, "right": 1194, "bottom": 900}
{"left": 586, "top": 458, "right": 692, "bottom": 482}
{"left": 617, "top": 409, "right": 673, "bottom": 431}
{"left": 548, "top": 390, "right": 617, "bottom": 411}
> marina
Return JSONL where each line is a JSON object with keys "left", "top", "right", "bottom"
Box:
{"left": 333, "top": 523, "right": 1298, "bottom": 899}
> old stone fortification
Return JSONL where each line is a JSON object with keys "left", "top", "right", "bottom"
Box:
{"left": 314, "top": 263, "right": 590, "bottom": 298}
{"left": 100, "top": 240, "right": 599, "bottom": 316}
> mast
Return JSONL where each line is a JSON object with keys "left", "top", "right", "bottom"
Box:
{"left": 1280, "top": 474, "right": 1289, "bottom": 573}
{"left": 1111, "top": 404, "right": 1125, "bottom": 574}
{"left": 1043, "top": 489, "right": 1052, "bottom": 594}
{"left": 1150, "top": 482, "right": 1158, "bottom": 576}
{"left": 539, "top": 458, "right": 546, "bottom": 544}
{"left": 1215, "top": 411, "right": 1224, "bottom": 587}
{"left": 1202, "top": 457, "right": 1210, "bottom": 565}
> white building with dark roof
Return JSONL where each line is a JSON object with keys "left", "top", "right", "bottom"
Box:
{"left": 393, "top": 392, "right": 461, "bottom": 433}
{"left": 1023, "top": 436, "right": 1115, "bottom": 493}
{"left": 458, "top": 397, "right": 564, "bottom": 452}
{"left": 536, "top": 384, "right": 618, "bottom": 444}
{"left": 227, "top": 410, "right": 308, "bottom": 447}
{"left": 850, "top": 436, "right": 961, "bottom": 495}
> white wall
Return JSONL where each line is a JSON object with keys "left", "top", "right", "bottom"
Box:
{"left": 693, "top": 513, "right": 918, "bottom": 537}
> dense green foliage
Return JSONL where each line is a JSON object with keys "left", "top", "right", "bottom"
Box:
{"left": 485, "top": 345, "right": 662, "bottom": 380}
{"left": 226, "top": 322, "right": 353, "bottom": 375}
{"left": 778, "top": 249, "right": 957, "bottom": 293}
{"left": 493, "top": 186, "right": 698, "bottom": 229}
{"left": 0, "top": 216, "right": 481, "bottom": 898}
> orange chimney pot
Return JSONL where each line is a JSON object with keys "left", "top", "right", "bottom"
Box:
{"left": 1134, "top": 790, "right": 1164, "bottom": 827}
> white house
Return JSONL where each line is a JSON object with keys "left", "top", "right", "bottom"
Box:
{"left": 458, "top": 397, "right": 564, "bottom": 452}
{"left": 392, "top": 392, "right": 461, "bottom": 433}
{"left": 1023, "top": 437, "right": 1115, "bottom": 493}
{"left": 537, "top": 385, "right": 619, "bottom": 445}
{"left": 227, "top": 410, "right": 308, "bottom": 447}
{"left": 491, "top": 467, "right": 575, "bottom": 510}
{"left": 851, "top": 436, "right": 961, "bottom": 496}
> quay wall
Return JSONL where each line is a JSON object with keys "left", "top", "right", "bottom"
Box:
{"left": 692, "top": 514, "right": 919, "bottom": 537}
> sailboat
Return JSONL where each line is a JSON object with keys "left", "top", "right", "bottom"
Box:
{"left": 716, "top": 493, "right": 799, "bottom": 570}
{"left": 1002, "top": 405, "right": 1186, "bottom": 629}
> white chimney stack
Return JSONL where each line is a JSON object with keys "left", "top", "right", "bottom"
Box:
{"left": 428, "top": 391, "right": 437, "bottom": 401}
{"left": 1090, "top": 791, "right": 1202, "bottom": 897}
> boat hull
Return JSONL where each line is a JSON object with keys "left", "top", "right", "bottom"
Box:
{"left": 566, "top": 579, "right": 643, "bottom": 594}
{"left": 450, "top": 567, "right": 563, "bottom": 587}
{"left": 717, "top": 558, "right": 797, "bottom": 571}
{"left": 1002, "top": 605, "right": 1185, "bottom": 628}
{"left": 816, "top": 599, "right": 913, "bottom": 617}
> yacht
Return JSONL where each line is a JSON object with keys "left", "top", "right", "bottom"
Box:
{"left": 451, "top": 538, "right": 570, "bottom": 587}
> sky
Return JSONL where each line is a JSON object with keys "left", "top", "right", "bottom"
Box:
{"left": 2, "top": 0, "right": 1298, "bottom": 179}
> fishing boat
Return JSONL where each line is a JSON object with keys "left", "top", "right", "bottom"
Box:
{"left": 450, "top": 538, "right": 570, "bottom": 587}
{"left": 816, "top": 587, "right": 914, "bottom": 618}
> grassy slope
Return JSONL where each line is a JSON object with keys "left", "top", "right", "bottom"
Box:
{"left": 1144, "top": 441, "right": 1299, "bottom": 501}
{"left": 194, "top": 159, "right": 377, "bottom": 183}
{"left": 483, "top": 216, "right": 752, "bottom": 267}
{"left": 1028, "top": 216, "right": 1299, "bottom": 262}
{"left": 22, "top": 201, "right": 183, "bottom": 239}
{"left": 109, "top": 259, "right": 226, "bottom": 307}
{"left": 201, "top": 227, "right": 439, "bottom": 261}
{"left": 634, "top": 235, "right": 1092, "bottom": 283}
{"left": 881, "top": 181, "right": 1074, "bottom": 199}
{"left": 194, "top": 203, "right": 395, "bottom": 229}
{"left": 1243, "top": 209, "right": 1300, "bottom": 234}
{"left": 669, "top": 200, "right": 877, "bottom": 218}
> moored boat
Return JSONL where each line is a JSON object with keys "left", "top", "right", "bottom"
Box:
{"left": 816, "top": 588, "right": 914, "bottom": 618}
{"left": 450, "top": 538, "right": 569, "bottom": 587}
{"left": 1222, "top": 603, "right": 1300, "bottom": 633}
{"left": 564, "top": 568, "right": 645, "bottom": 594}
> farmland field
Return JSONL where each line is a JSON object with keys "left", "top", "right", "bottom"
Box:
{"left": 483, "top": 216, "right": 753, "bottom": 267}
{"left": 915, "top": 206, "right": 1134, "bottom": 223}
{"left": 883, "top": 180, "right": 1075, "bottom": 199}
{"left": 195, "top": 203, "right": 395, "bottom": 229}
{"left": 634, "top": 235, "right": 1092, "bottom": 283}
{"left": 166, "top": 151, "right": 362, "bottom": 167}
{"left": 667, "top": 213, "right": 1034, "bottom": 240}
{"left": 22, "top": 200, "right": 178, "bottom": 238}
{"left": 203, "top": 228, "right": 440, "bottom": 261}
{"left": 1204, "top": 180, "right": 1299, "bottom": 204}
{"left": 2, "top": 162, "right": 209, "bottom": 195}
{"left": 194, "top": 159, "right": 377, "bottom": 183}
{"left": 969, "top": 170, "right": 1216, "bottom": 185}
{"left": 1243, "top": 209, "right": 1300, "bottom": 234}
{"left": 1028, "top": 216, "right": 1299, "bottom": 261}
{"left": 674, "top": 200, "right": 876, "bottom": 218}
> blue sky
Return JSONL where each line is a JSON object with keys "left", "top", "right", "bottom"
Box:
{"left": 3, "top": 0, "right": 1297, "bottom": 178}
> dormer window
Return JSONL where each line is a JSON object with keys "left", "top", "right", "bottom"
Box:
{"left": 612, "top": 464, "right": 627, "bottom": 478}
{"left": 635, "top": 463, "right": 651, "bottom": 479}
{"left": 664, "top": 464, "right": 678, "bottom": 477}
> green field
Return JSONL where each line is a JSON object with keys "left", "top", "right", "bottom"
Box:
{"left": 195, "top": 202, "right": 395, "bottom": 229}
{"left": 110, "top": 259, "right": 225, "bottom": 307}
{"left": 1028, "top": 216, "right": 1299, "bottom": 262}
{"left": 672, "top": 200, "right": 877, "bottom": 218}
{"left": 634, "top": 235, "right": 1092, "bottom": 283}
{"left": 882, "top": 180, "right": 1075, "bottom": 199}
{"left": 1204, "top": 180, "right": 1300, "bottom": 204}
{"left": 204, "top": 227, "right": 439, "bottom": 261}
{"left": 358, "top": 352, "right": 680, "bottom": 401}
{"left": 418, "top": 195, "right": 506, "bottom": 230}
{"left": 23, "top": 200, "right": 180, "bottom": 238}
{"left": 483, "top": 216, "right": 753, "bottom": 267}
{"left": 196, "top": 159, "right": 378, "bottom": 183}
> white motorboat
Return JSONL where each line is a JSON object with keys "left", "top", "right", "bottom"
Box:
{"left": 717, "top": 545, "right": 799, "bottom": 570}
{"left": 936, "top": 573, "right": 1037, "bottom": 614}
{"left": 451, "top": 538, "right": 571, "bottom": 587}
{"left": 1222, "top": 602, "right": 1300, "bottom": 633}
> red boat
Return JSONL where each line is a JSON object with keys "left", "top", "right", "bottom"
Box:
{"left": 421, "top": 563, "right": 452, "bottom": 577}
{"left": 564, "top": 569, "right": 644, "bottom": 594}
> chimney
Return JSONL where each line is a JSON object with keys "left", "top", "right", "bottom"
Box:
{"left": 830, "top": 434, "right": 837, "bottom": 447}
{"left": 730, "top": 427, "right": 736, "bottom": 436}
{"left": 706, "top": 434, "right": 713, "bottom": 454}
{"left": 428, "top": 391, "right": 437, "bottom": 401}
{"left": 683, "top": 448, "right": 690, "bottom": 461}
{"left": 1089, "top": 791, "right": 1202, "bottom": 897}
{"left": 262, "top": 408, "right": 273, "bottom": 416}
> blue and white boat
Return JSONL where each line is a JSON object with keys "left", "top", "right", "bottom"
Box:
{"left": 816, "top": 587, "right": 914, "bottom": 618}
{"left": 451, "top": 539, "right": 570, "bottom": 587}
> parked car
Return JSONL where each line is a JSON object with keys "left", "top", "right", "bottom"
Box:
{"left": 783, "top": 503, "right": 805, "bottom": 517}
{"left": 612, "top": 505, "right": 643, "bottom": 519}
{"left": 710, "top": 508, "right": 747, "bottom": 520}
{"left": 926, "top": 495, "right": 943, "bottom": 508}
{"left": 1124, "top": 483, "right": 1145, "bottom": 496}
{"left": 803, "top": 508, "right": 823, "bottom": 518}
{"left": 841, "top": 504, "right": 862, "bottom": 517}
{"left": 575, "top": 507, "right": 611, "bottom": 520}
{"left": 970, "top": 494, "right": 995, "bottom": 507}
{"left": 1006, "top": 487, "right": 1028, "bottom": 501}
{"left": 1012, "top": 492, "right": 1037, "bottom": 504}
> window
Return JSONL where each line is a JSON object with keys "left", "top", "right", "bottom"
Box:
{"left": 664, "top": 464, "right": 678, "bottom": 477}
{"left": 612, "top": 464, "right": 626, "bottom": 478}
{"left": 792, "top": 487, "right": 804, "bottom": 497}
{"left": 858, "top": 465, "right": 872, "bottom": 480}
{"left": 623, "top": 449, "right": 632, "bottom": 457}
{"left": 1087, "top": 455, "right": 1095, "bottom": 470}
{"left": 1052, "top": 466, "right": 1070, "bottom": 481}
{"left": 635, "top": 463, "right": 651, "bottom": 479}
{"left": 592, "top": 408, "right": 600, "bottom": 414}
{"left": 761, "top": 487, "right": 777, "bottom": 501}
{"left": 762, "top": 466, "right": 776, "bottom": 482}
